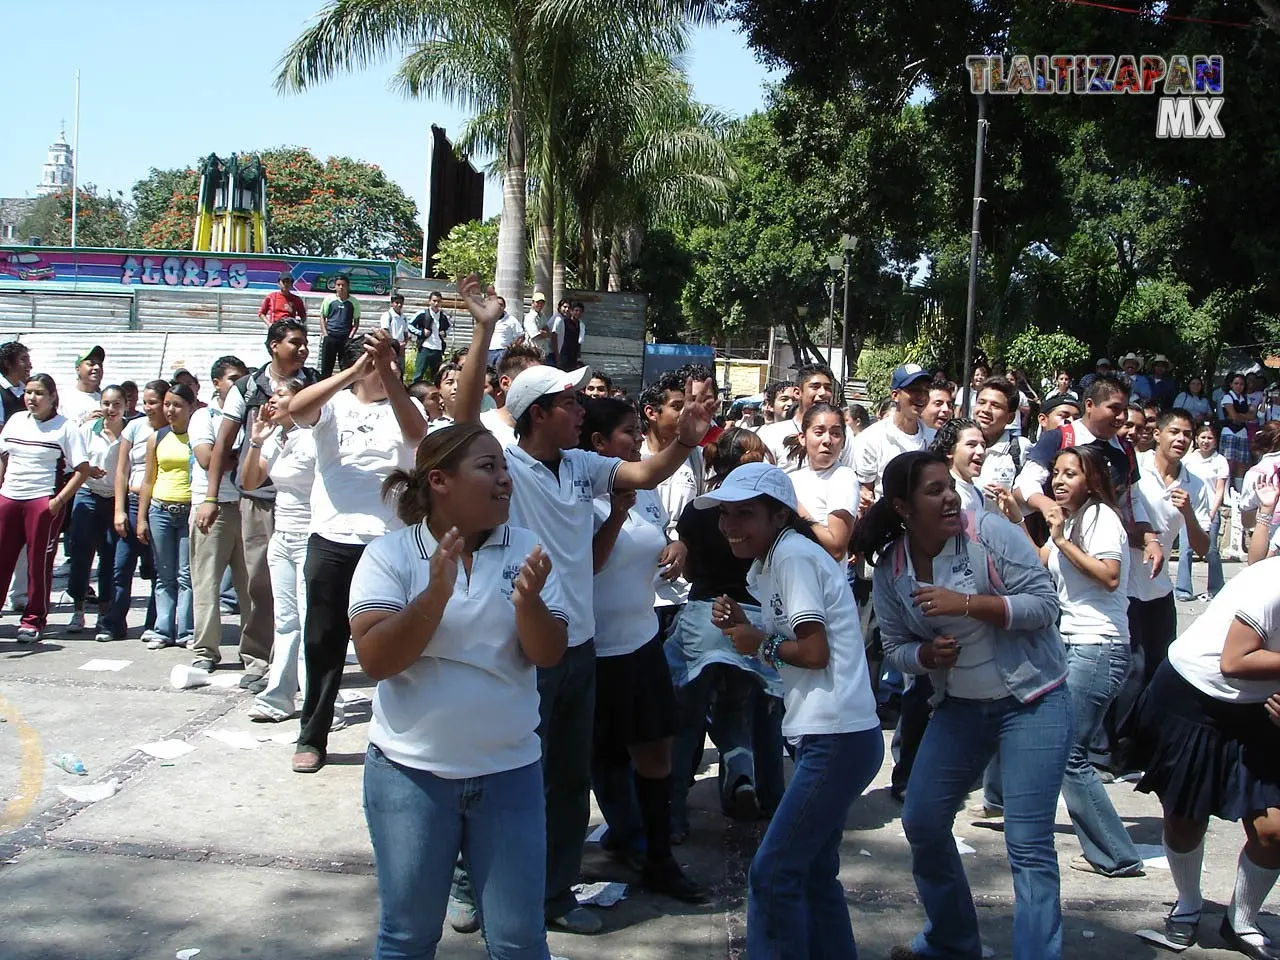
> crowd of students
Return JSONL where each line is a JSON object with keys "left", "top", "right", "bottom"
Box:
{"left": 0, "top": 308, "right": 1277, "bottom": 960}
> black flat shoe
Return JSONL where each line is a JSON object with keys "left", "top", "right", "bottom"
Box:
{"left": 1137, "top": 909, "right": 1200, "bottom": 951}
{"left": 642, "top": 857, "right": 709, "bottom": 904}
{"left": 1221, "top": 916, "right": 1280, "bottom": 960}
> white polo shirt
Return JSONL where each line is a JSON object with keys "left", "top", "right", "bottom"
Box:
{"left": 306, "top": 390, "right": 414, "bottom": 545}
{"left": 188, "top": 405, "right": 240, "bottom": 504}
{"left": 749, "top": 528, "right": 879, "bottom": 738}
{"left": 121, "top": 417, "right": 155, "bottom": 491}
{"left": 480, "top": 407, "right": 517, "bottom": 450}
{"left": 0, "top": 412, "right": 88, "bottom": 500}
{"left": 1169, "top": 556, "right": 1280, "bottom": 704}
{"left": 790, "top": 462, "right": 858, "bottom": 563}
{"left": 1048, "top": 501, "right": 1130, "bottom": 641}
{"left": 379, "top": 308, "right": 408, "bottom": 343}
{"left": 505, "top": 444, "right": 621, "bottom": 646}
{"left": 854, "top": 417, "right": 934, "bottom": 497}
{"left": 254, "top": 428, "right": 316, "bottom": 534}
{"left": 641, "top": 437, "right": 703, "bottom": 606}
{"left": 1127, "top": 454, "right": 1210, "bottom": 602}
{"left": 488, "top": 313, "right": 523, "bottom": 352}
{"left": 79, "top": 420, "right": 122, "bottom": 497}
{"left": 349, "top": 522, "right": 569, "bottom": 778}
{"left": 592, "top": 489, "right": 667, "bottom": 657}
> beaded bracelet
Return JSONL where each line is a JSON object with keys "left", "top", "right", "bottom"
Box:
{"left": 760, "top": 634, "right": 785, "bottom": 669}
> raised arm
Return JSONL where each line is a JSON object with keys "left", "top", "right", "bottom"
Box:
{"left": 451, "top": 275, "right": 502, "bottom": 424}
{"left": 289, "top": 353, "right": 373, "bottom": 427}
{"left": 614, "top": 379, "right": 710, "bottom": 491}
{"left": 364, "top": 330, "right": 426, "bottom": 445}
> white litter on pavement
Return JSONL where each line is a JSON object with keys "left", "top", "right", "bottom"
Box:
{"left": 170, "top": 665, "right": 210, "bottom": 690}
{"left": 135, "top": 740, "right": 194, "bottom": 760}
{"left": 571, "top": 881, "right": 627, "bottom": 908}
{"left": 207, "top": 673, "right": 243, "bottom": 689}
{"left": 1117, "top": 771, "right": 1143, "bottom": 783}
{"left": 981, "top": 946, "right": 995, "bottom": 959}
{"left": 58, "top": 778, "right": 119, "bottom": 803}
{"left": 901, "top": 829, "right": 977, "bottom": 856}
{"left": 176, "top": 950, "right": 201, "bottom": 960}
{"left": 586, "top": 824, "right": 608, "bottom": 843}
{"left": 80, "top": 659, "right": 131, "bottom": 672}
{"left": 336, "top": 689, "right": 370, "bottom": 704}
{"left": 1134, "top": 843, "right": 1169, "bottom": 870}
{"left": 203, "top": 730, "right": 260, "bottom": 750}
{"left": 1083, "top": 931, "right": 1096, "bottom": 939}
{"left": 858, "top": 849, "right": 872, "bottom": 857}
{"left": 256, "top": 730, "right": 298, "bottom": 745}
{"left": 693, "top": 761, "right": 719, "bottom": 783}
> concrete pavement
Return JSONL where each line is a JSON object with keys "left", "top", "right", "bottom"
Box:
{"left": 1, "top": 558, "right": 1275, "bottom": 958}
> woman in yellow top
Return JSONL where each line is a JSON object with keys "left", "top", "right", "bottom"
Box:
{"left": 137, "top": 382, "right": 197, "bottom": 650}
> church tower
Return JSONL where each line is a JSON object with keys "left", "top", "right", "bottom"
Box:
{"left": 36, "top": 127, "right": 74, "bottom": 196}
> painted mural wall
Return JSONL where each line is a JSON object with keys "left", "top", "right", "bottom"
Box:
{"left": 0, "top": 246, "right": 394, "bottom": 295}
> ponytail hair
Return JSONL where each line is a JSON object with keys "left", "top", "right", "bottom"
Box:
{"left": 783, "top": 402, "right": 844, "bottom": 466}
{"left": 758, "top": 494, "right": 823, "bottom": 548}
{"left": 849, "top": 450, "right": 948, "bottom": 564}
{"left": 382, "top": 422, "right": 494, "bottom": 526}
{"left": 930, "top": 417, "right": 981, "bottom": 463}
{"left": 704, "top": 426, "right": 769, "bottom": 487}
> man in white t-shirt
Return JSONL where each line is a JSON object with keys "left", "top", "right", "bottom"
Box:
{"left": 639, "top": 370, "right": 705, "bottom": 616}
{"left": 854, "top": 364, "right": 936, "bottom": 502}
{"left": 377, "top": 293, "right": 409, "bottom": 352}
{"left": 756, "top": 363, "right": 839, "bottom": 472}
{"left": 186, "top": 357, "right": 257, "bottom": 677}
{"left": 445, "top": 283, "right": 715, "bottom": 932}
{"left": 523, "top": 290, "right": 552, "bottom": 353}
{"left": 971, "top": 377, "right": 1031, "bottom": 504}
{"left": 198, "top": 320, "right": 317, "bottom": 688}
{"left": 1108, "top": 408, "right": 1210, "bottom": 773}
{"left": 487, "top": 298, "right": 523, "bottom": 367}
{"left": 287, "top": 329, "right": 428, "bottom": 774}
{"left": 60, "top": 344, "right": 104, "bottom": 424}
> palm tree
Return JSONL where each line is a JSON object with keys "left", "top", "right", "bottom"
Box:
{"left": 276, "top": 0, "right": 716, "bottom": 306}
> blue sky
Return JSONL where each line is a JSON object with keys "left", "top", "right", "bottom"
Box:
{"left": 0, "top": 1, "right": 779, "bottom": 221}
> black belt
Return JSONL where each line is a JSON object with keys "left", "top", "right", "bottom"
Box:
{"left": 152, "top": 500, "right": 190, "bottom": 515}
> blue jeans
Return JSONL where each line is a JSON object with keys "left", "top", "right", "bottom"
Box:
{"left": 67, "top": 489, "right": 114, "bottom": 607}
{"left": 1175, "top": 515, "right": 1223, "bottom": 599}
{"left": 364, "top": 745, "right": 549, "bottom": 960}
{"left": 104, "top": 494, "right": 153, "bottom": 637}
{"left": 902, "top": 686, "right": 1071, "bottom": 960}
{"left": 747, "top": 728, "right": 884, "bottom": 959}
{"left": 149, "top": 504, "right": 192, "bottom": 644}
{"left": 1059, "top": 642, "right": 1142, "bottom": 874}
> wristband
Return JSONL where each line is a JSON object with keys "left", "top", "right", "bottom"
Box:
{"left": 759, "top": 634, "right": 785, "bottom": 669}
{"left": 248, "top": 440, "right": 262, "bottom": 449}
{"left": 675, "top": 437, "right": 698, "bottom": 450}
{"left": 204, "top": 497, "right": 219, "bottom": 504}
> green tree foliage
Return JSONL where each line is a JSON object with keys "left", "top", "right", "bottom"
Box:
{"left": 1003, "top": 328, "right": 1089, "bottom": 389}
{"left": 16, "top": 187, "right": 130, "bottom": 248}
{"left": 727, "top": 0, "right": 1280, "bottom": 375}
{"left": 433, "top": 217, "right": 500, "bottom": 282}
{"left": 129, "top": 148, "right": 421, "bottom": 259}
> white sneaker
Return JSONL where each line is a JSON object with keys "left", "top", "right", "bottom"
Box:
{"left": 16, "top": 626, "right": 40, "bottom": 643}
{"left": 66, "top": 611, "right": 85, "bottom": 634}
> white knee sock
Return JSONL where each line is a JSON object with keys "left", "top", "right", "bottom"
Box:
{"left": 1164, "top": 840, "right": 1205, "bottom": 919}
{"left": 1229, "top": 850, "right": 1280, "bottom": 941}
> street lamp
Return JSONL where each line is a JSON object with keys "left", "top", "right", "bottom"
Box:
{"left": 795, "top": 305, "right": 809, "bottom": 369}
{"left": 839, "top": 235, "right": 858, "bottom": 387}
{"left": 826, "top": 254, "right": 843, "bottom": 369}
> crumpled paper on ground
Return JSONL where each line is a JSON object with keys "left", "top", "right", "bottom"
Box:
{"left": 571, "top": 881, "right": 627, "bottom": 908}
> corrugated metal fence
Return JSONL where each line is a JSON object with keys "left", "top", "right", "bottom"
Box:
{"left": 0, "top": 280, "right": 647, "bottom": 399}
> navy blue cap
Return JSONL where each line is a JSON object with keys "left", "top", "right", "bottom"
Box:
{"left": 890, "top": 364, "right": 931, "bottom": 391}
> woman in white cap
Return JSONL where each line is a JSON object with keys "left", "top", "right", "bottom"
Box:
{"left": 703, "top": 462, "right": 882, "bottom": 958}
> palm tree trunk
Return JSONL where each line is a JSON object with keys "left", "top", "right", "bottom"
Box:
{"left": 534, "top": 172, "right": 553, "bottom": 297}
{"left": 495, "top": 35, "right": 528, "bottom": 307}
{"left": 579, "top": 199, "right": 595, "bottom": 292}
{"left": 607, "top": 224, "right": 624, "bottom": 292}
{"left": 553, "top": 188, "right": 566, "bottom": 308}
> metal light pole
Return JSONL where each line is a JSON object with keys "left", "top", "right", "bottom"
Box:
{"left": 840, "top": 234, "right": 857, "bottom": 387}
{"left": 826, "top": 254, "right": 842, "bottom": 369}
{"left": 961, "top": 95, "right": 989, "bottom": 403}
{"left": 70, "top": 70, "right": 80, "bottom": 248}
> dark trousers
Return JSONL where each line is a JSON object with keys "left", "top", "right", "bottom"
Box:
{"left": 104, "top": 493, "right": 153, "bottom": 638}
{"left": 1091, "top": 592, "right": 1177, "bottom": 771}
{"left": 414, "top": 348, "right": 443, "bottom": 384}
{"left": 297, "top": 535, "right": 364, "bottom": 755}
{"left": 891, "top": 674, "right": 935, "bottom": 796}
{"left": 319, "top": 333, "right": 350, "bottom": 380}
{"left": 452, "top": 640, "right": 597, "bottom": 919}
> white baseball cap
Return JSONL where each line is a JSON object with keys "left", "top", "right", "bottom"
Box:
{"left": 692, "top": 462, "right": 797, "bottom": 512}
{"left": 505, "top": 365, "right": 592, "bottom": 421}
